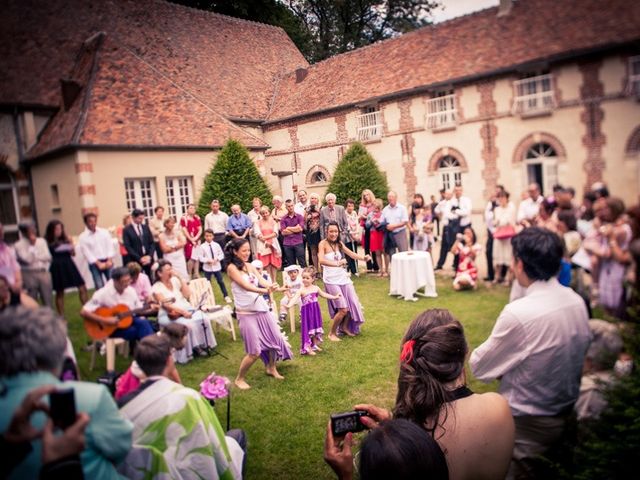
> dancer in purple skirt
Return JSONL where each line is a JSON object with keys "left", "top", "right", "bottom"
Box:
{"left": 319, "top": 222, "right": 371, "bottom": 341}
{"left": 225, "top": 238, "right": 293, "bottom": 390}
{"left": 288, "top": 267, "right": 341, "bottom": 355}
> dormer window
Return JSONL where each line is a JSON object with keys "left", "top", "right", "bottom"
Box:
{"left": 513, "top": 73, "right": 555, "bottom": 116}
{"left": 426, "top": 90, "right": 457, "bottom": 130}
{"left": 356, "top": 106, "right": 382, "bottom": 141}
{"left": 627, "top": 55, "right": 640, "bottom": 98}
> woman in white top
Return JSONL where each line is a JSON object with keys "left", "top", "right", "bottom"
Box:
{"left": 318, "top": 221, "right": 371, "bottom": 341}
{"left": 158, "top": 216, "right": 189, "bottom": 280}
{"left": 225, "top": 238, "right": 293, "bottom": 390}
{"left": 151, "top": 259, "right": 216, "bottom": 363}
{"left": 492, "top": 191, "right": 517, "bottom": 285}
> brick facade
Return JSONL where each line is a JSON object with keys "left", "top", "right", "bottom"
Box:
{"left": 477, "top": 81, "right": 499, "bottom": 199}
{"left": 579, "top": 61, "right": 606, "bottom": 189}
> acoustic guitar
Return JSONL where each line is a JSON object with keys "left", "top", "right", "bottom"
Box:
{"left": 84, "top": 299, "right": 174, "bottom": 340}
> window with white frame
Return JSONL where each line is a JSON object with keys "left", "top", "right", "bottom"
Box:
{"left": 524, "top": 142, "right": 558, "bottom": 196}
{"left": 437, "top": 155, "right": 462, "bottom": 191}
{"left": 166, "top": 176, "right": 194, "bottom": 218}
{"left": 124, "top": 178, "right": 156, "bottom": 219}
{"left": 627, "top": 55, "right": 640, "bottom": 97}
{"left": 427, "top": 91, "right": 457, "bottom": 130}
{"left": 356, "top": 106, "right": 383, "bottom": 141}
{"left": 513, "top": 73, "right": 555, "bottom": 115}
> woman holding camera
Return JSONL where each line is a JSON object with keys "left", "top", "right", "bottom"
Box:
{"left": 330, "top": 309, "right": 514, "bottom": 480}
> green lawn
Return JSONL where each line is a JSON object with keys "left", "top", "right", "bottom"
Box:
{"left": 66, "top": 273, "right": 509, "bottom": 479}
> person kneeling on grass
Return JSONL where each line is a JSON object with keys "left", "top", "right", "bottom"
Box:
{"left": 119, "top": 335, "right": 245, "bottom": 480}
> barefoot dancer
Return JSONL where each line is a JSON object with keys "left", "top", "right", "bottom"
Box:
{"left": 318, "top": 222, "right": 371, "bottom": 341}
{"left": 225, "top": 238, "right": 293, "bottom": 389}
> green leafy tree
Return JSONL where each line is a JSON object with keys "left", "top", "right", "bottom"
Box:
{"left": 197, "top": 139, "right": 272, "bottom": 218}
{"left": 326, "top": 142, "right": 389, "bottom": 206}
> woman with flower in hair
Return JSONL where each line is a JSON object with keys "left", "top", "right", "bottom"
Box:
{"left": 352, "top": 309, "right": 514, "bottom": 480}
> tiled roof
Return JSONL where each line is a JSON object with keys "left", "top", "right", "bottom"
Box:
{"left": 0, "top": 0, "right": 306, "bottom": 157}
{"left": 28, "top": 33, "right": 267, "bottom": 159}
{"left": 266, "top": 0, "right": 640, "bottom": 122}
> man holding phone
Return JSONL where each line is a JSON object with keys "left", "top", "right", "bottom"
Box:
{"left": 0, "top": 306, "right": 133, "bottom": 479}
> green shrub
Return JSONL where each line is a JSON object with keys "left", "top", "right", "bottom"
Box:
{"left": 326, "top": 142, "right": 389, "bottom": 205}
{"left": 197, "top": 139, "right": 272, "bottom": 217}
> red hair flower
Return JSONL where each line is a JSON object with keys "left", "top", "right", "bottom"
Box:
{"left": 400, "top": 339, "right": 416, "bottom": 363}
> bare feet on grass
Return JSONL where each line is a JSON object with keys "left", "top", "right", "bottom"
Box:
{"left": 328, "top": 334, "right": 341, "bottom": 342}
{"left": 266, "top": 368, "right": 285, "bottom": 380}
{"left": 235, "top": 378, "right": 251, "bottom": 390}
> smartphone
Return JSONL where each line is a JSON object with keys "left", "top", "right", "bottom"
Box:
{"left": 49, "top": 388, "right": 76, "bottom": 430}
{"left": 330, "top": 410, "right": 368, "bottom": 437}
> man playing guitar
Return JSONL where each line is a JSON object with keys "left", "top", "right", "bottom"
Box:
{"left": 81, "top": 267, "right": 155, "bottom": 341}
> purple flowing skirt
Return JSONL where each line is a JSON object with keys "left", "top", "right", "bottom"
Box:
{"left": 300, "top": 300, "right": 324, "bottom": 354}
{"left": 237, "top": 311, "right": 294, "bottom": 365}
{"left": 325, "top": 282, "right": 365, "bottom": 335}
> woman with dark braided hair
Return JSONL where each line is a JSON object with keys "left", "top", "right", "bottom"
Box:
{"left": 351, "top": 309, "right": 514, "bottom": 480}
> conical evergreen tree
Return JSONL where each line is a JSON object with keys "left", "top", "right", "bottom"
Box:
{"left": 197, "top": 139, "right": 272, "bottom": 217}
{"left": 326, "top": 142, "right": 389, "bottom": 205}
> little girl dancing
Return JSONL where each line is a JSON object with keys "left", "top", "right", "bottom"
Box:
{"left": 288, "top": 267, "right": 341, "bottom": 355}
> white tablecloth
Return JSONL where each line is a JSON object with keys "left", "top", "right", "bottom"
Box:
{"left": 389, "top": 251, "right": 438, "bottom": 301}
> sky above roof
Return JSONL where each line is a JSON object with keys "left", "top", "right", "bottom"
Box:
{"left": 431, "top": 0, "right": 499, "bottom": 23}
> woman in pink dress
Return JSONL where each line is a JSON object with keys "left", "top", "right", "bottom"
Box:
{"left": 180, "top": 204, "right": 202, "bottom": 279}
{"left": 254, "top": 206, "right": 282, "bottom": 283}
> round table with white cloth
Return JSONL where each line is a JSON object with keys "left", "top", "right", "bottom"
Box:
{"left": 389, "top": 251, "right": 438, "bottom": 301}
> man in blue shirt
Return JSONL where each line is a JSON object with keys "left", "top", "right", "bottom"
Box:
{"left": 382, "top": 191, "right": 409, "bottom": 253}
{"left": 227, "top": 205, "right": 252, "bottom": 241}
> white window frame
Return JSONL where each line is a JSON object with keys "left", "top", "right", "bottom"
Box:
{"left": 165, "top": 176, "right": 194, "bottom": 218}
{"left": 437, "top": 156, "right": 462, "bottom": 191}
{"left": 124, "top": 178, "right": 157, "bottom": 219}
{"left": 513, "top": 73, "right": 555, "bottom": 115}
{"left": 356, "top": 109, "right": 383, "bottom": 141}
{"left": 523, "top": 143, "right": 558, "bottom": 196}
{"left": 426, "top": 93, "right": 457, "bottom": 130}
{"left": 627, "top": 55, "right": 640, "bottom": 97}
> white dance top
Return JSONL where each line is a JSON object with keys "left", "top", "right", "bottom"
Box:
{"left": 231, "top": 271, "right": 270, "bottom": 312}
{"left": 322, "top": 249, "right": 351, "bottom": 286}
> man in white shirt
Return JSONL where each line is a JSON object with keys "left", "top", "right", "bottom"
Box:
{"left": 294, "top": 190, "right": 309, "bottom": 216}
{"left": 199, "top": 229, "right": 232, "bottom": 303}
{"left": 470, "top": 227, "right": 591, "bottom": 480}
{"left": 14, "top": 222, "right": 53, "bottom": 307}
{"left": 78, "top": 213, "right": 115, "bottom": 290}
{"left": 247, "top": 197, "right": 263, "bottom": 259}
{"left": 204, "top": 200, "right": 229, "bottom": 251}
{"left": 516, "top": 183, "right": 543, "bottom": 224}
{"left": 434, "top": 190, "right": 454, "bottom": 270}
{"left": 80, "top": 266, "right": 154, "bottom": 341}
{"left": 483, "top": 185, "right": 505, "bottom": 281}
{"left": 381, "top": 191, "right": 409, "bottom": 253}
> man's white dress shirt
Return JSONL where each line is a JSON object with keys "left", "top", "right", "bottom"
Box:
{"left": 78, "top": 227, "right": 114, "bottom": 264}
{"left": 517, "top": 196, "right": 543, "bottom": 223}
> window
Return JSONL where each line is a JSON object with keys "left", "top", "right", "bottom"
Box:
{"left": 513, "top": 73, "right": 555, "bottom": 115}
{"left": 437, "top": 155, "right": 462, "bottom": 191}
{"left": 165, "top": 176, "right": 193, "bottom": 218}
{"left": 627, "top": 55, "right": 640, "bottom": 97}
{"left": 356, "top": 106, "right": 383, "bottom": 141}
{"left": 50, "top": 184, "right": 60, "bottom": 210}
{"left": 124, "top": 178, "right": 156, "bottom": 219}
{"left": 0, "top": 169, "right": 19, "bottom": 242}
{"left": 310, "top": 171, "right": 326, "bottom": 184}
{"left": 426, "top": 91, "right": 457, "bottom": 130}
{"left": 524, "top": 143, "right": 558, "bottom": 195}
{"left": 305, "top": 165, "right": 331, "bottom": 185}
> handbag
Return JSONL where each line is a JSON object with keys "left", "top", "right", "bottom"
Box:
{"left": 493, "top": 225, "right": 516, "bottom": 240}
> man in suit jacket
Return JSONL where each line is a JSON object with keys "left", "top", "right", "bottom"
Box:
{"left": 319, "top": 193, "right": 350, "bottom": 243}
{"left": 123, "top": 209, "right": 155, "bottom": 276}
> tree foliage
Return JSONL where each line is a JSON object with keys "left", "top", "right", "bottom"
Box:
{"left": 197, "top": 139, "right": 272, "bottom": 218}
{"left": 326, "top": 142, "right": 389, "bottom": 206}
{"left": 169, "top": 0, "right": 439, "bottom": 63}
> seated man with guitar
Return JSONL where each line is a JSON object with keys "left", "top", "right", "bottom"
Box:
{"left": 81, "top": 267, "right": 155, "bottom": 342}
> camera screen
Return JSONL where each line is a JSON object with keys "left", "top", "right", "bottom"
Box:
{"left": 335, "top": 416, "right": 357, "bottom": 433}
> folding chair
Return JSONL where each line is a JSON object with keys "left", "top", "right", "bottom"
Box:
{"left": 89, "top": 338, "right": 129, "bottom": 372}
{"left": 189, "top": 277, "right": 236, "bottom": 341}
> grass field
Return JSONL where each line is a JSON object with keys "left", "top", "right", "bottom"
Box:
{"left": 66, "top": 272, "right": 510, "bottom": 479}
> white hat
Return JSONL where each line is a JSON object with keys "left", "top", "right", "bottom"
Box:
{"left": 251, "top": 260, "right": 264, "bottom": 269}
{"left": 284, "top": 265, "right": 301, "bottom": 273}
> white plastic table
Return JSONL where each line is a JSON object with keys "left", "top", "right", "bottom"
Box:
{"left": 389, "top": 251, "right": 438, "bottom": 301}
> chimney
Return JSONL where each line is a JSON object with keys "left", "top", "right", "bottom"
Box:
{"left": 497, "top": 0, "right": 513, "bottom": 17}
{"left": 295, "top": 67, "right": 308, "bottom": 83}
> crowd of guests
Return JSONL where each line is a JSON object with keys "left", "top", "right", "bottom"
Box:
{"left": 1, "top": 180, "right": 638, "bottom": 479}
